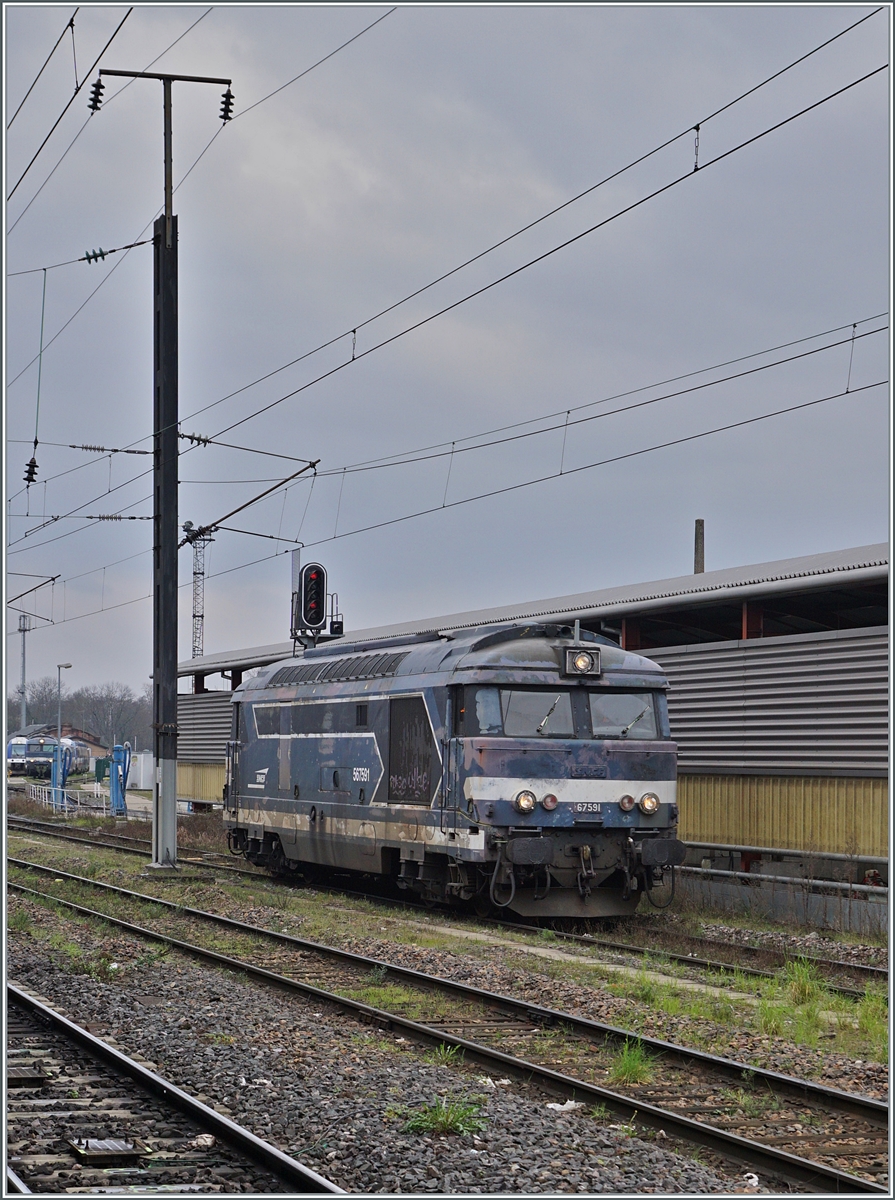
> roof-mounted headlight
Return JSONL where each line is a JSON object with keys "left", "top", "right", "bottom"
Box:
{"left": 564, "top": 648, "right": 601, "bottom": 676}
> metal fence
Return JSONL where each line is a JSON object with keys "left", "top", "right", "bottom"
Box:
{"left": 28, "top": 782, "right": 110, "bottom": 817}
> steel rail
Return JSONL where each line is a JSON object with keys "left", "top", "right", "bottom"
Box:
{"left": 8, "top": 862, "right": 887, "bottom": 1117}
{"left": 480, "top": 919, "right": 883, "bottom": 995}
{"left": 7, "top": 983, "right": 342, "bottom": 1194}
{"left": 5, "top": 1167, "right": 31, "bottom": 1194}
{"left": 8, "top": 816, "right": 887, "bottom": 993}
{"left": 6, "top": 814, "right": 256, "bottom": 875}
{"left": 7, "top": 877, "right": 885, "bottom": 1194}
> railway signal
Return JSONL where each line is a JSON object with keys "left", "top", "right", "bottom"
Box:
{"left": 299, "top": 564, "right": 327, "bottom": 630}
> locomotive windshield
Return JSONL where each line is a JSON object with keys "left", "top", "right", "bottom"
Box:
{"left": 589, "top": 691, "right": 659, "bottom": 739}
{"left": 458, "top": 686, "right": 665, "bottom": 739}
{"left": 498, "top": 690, "right": 575, "bottom": 737}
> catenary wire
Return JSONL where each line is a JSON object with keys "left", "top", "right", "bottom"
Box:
{"left": 176, "top": 5, "right": 886, "bottom": 428}
{"left": 8, "top": 239, "right": 151, "bottom": 277}
{"left": 6, "top": 7, "right": 214, "bottom": 234}
{"left": 204, "top": 64, "right": 889, "bottom": 444}
{"left": 7, "top": 326, "right": 886, "bottom": 559}
{"left": 7, "top": 8, "right": 134, "bottom": 201}
{"left": 228, "top": 380, "right": 890, "bottom": 559}
{"left": 7, "top": 8, "right": 79, "bottom": 128}
{"left": 6, "top": 6, "right": 882, "bottom": 390}
{"left": 17, "top": 375, "right": 883, "bottom": 632}
{"left": 8, "top": 323, "right": 880, "bottom": 546}
{"left": 309, "top": 326, "right": 887, "bottom": 478}
{"left": 4, "top": 7, "right": 397, "bottom": 386}
{"left": 7, "top": 310, "right": 886, "bottom": 510}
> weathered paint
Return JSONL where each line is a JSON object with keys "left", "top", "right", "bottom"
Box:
{"left": 225, "top": 622, "right": 682, "bottom": 916}
{"left": 678, "top": 774, "right": 888, "bottom": 857}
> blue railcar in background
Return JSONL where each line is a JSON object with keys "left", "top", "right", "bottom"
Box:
{"left": 7, "top": 735, "right": 57, "bottom": 779}
{"left": 224, "top": 623, "right": 685, "bottom": 919}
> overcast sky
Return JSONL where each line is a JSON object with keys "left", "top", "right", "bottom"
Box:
{"left": 4, "top": 3, "right": 890, "bottom": 699}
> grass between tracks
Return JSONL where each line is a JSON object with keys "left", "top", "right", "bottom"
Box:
{"left": 6, "top": 828, "right": 888, "bottom": 1069}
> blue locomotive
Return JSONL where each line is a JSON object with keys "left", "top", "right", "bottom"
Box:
{"left": 7, "top": 735, "right": 57, "bottom": 779}
{"left": 223, "top": 623, "right": 685, "bottom": 919}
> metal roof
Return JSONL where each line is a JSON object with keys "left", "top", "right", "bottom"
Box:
{"left": 179, "top": 542, "right": 888, "bottom": 678}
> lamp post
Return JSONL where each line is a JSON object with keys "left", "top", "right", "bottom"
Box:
{"left": 56, "top": 663, "right": 72, "bottom": 742}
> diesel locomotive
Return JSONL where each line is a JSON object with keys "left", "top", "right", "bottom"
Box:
{"left": 224, "top": 622, "right": 685, "bottom": 919}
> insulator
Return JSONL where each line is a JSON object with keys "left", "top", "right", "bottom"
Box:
{"left": 88, "top": 78, "right": 105, "bottom": 112}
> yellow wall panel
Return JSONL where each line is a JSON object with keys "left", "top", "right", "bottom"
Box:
{"left": 678, "top": 775, "right": 888, "bottom": 857}
{"left": 177, "top": 762, "right": 225, "bottom": 804}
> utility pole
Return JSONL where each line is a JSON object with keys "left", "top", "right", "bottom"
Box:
{"left": 95, "top": 68, "right": 233, "bottom": 868}
{"left": 18, "top": 614, "right": 32, "bottom": 729}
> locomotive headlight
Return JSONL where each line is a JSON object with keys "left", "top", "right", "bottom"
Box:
{"left": 638, "top": 792, "right": 660, "bottom": 815}
{"left": 540, "top": 793, "right": 559, "bottom": 811}
{"left": 618, "top": 794, "right": 636, "bottom": 812}
{"left": 514, "top": 790, "right": 537, "bottom": 814}
{"left": 564, "top": 647, "right": 601, "bottom": 676}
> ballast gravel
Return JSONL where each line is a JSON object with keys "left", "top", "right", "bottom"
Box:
{"left": 7, "top": 911, "right": 752, "bottom": 1195}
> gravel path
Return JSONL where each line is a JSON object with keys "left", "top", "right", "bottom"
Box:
{"left": 8, "top": 899, "right": 763, "bottom": 1195}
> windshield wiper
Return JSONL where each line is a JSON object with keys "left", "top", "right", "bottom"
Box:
{"left": 536, "top": 696, "right": 561, "bottom": 734}
{"left": 619, "top": 705, "right": 650, "bottom": 737}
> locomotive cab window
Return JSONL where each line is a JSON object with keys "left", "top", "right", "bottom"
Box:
{"left": 462, "top": 686, "right": 578, "bottom": 737}
{"left": 588, "top": 691, "right": 660, "bottom": 739}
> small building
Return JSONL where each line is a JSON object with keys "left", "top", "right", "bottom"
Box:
{"left": 178, "top": 543, "right": 888, "bottom": 854}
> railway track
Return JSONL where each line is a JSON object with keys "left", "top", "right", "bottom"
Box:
{"left": 7, "top": 814, "right": 887, "bottom": 1000}
{"left": 5, "top": 984, "right": 340, "bottom": 1194}
{"left": 7, "top": 859, "right": 888, "bottom": 1193}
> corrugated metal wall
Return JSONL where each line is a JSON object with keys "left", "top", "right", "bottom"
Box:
{"left": 649, "top": 626, "right": 888, "bottom": 776}
{"left": 177, "top": 762, "right": 226, "bottom": 804}
{"left": 677, "top": 775, "right": 888, "bottom": 857}
{"left": 177, "top": 692, "right": 233, "bottom": 763}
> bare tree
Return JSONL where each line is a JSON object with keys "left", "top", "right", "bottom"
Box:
{"left": 7, "top": 679, "right": 153, "bottom": 750}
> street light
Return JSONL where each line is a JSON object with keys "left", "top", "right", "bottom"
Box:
{"left": 56, "top": 663, "right": 72, "bottom": 743}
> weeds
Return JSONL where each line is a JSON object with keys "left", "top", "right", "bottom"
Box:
{"left": 757, "top": 1001, "right": 785, "bottom": 1037}
{"left": 630, "top": 971, "right": 659, "bottom": 1004}
{"left": 367, "top": 964, "right": 388, "bottom": 985}
{"left": 720, "top": 1087, "right": 777, "bottom": 1118}
{"left": 589, "top": 1102, "right": 610, "bottom": 1120}
{"left": 8, "top": 908, "right": 33, "bottom": 933}
{"left": 401, "top": 1096, "right": 486, "bottom": 1136}
{"left": 611, "top": 1111, "right": 638, "bottom": 1138}
{"left": 609, "top": 1039, "right": 653, "bottom": 1086}
{"left": 428, "top": 1043, "right": 464, "bottom": 1067}
{"left": 785, "top": 958, "right": 821, "bottom": 1005}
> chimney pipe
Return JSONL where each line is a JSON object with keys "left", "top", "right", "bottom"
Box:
{"left": 694, "top": 519, "right": 705, "bottom": 574}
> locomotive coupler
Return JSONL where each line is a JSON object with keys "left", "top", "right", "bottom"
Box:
{"left": 576, "top": 845, "right": 596, "bottom": 899}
